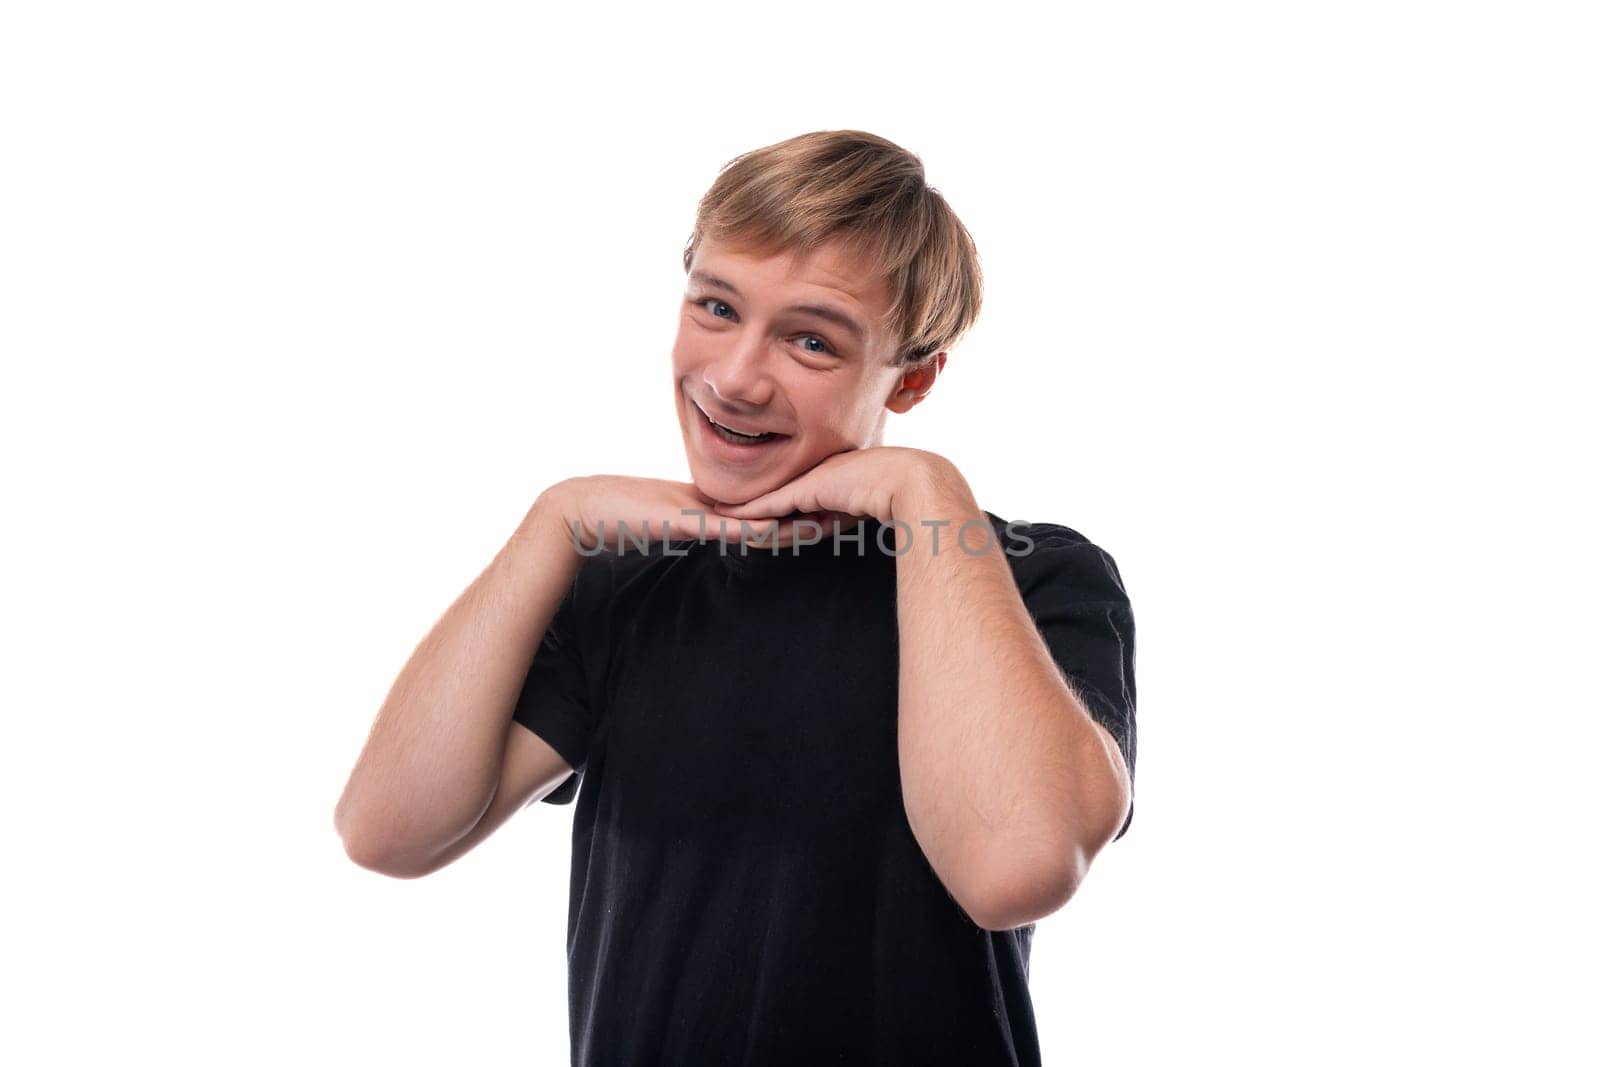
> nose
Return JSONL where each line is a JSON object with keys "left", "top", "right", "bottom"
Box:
{"left": 702, "top": 336, "right": 776, "bottom": 410}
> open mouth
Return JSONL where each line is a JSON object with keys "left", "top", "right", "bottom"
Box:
{"left": 696, "top": 402, "right": 787, "bottom": 446}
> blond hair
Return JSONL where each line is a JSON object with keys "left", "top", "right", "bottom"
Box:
{"left": 682, "top": 130, "right": 983, "bottom": 367}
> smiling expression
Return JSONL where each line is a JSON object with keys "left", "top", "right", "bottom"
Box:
{"left": 672, "top": 235, "right": 942, "bottom": 509}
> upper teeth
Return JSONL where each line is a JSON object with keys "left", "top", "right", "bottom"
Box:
{"left": 706, "top": 410, "right": 770, "bottom": 437}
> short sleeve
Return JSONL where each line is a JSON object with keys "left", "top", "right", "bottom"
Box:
{"left": 1001, "top": 520, "right": 1138, "bottom": 841}
{"left": 512, "top": 566, "right": 598, "bottom": 806}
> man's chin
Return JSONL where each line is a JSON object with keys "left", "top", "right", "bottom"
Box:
{"left": 695, "top": 483, "right": 754, "bottom": 510}
{"left": 690, "top": 472, "right": 768, "bottom": 511}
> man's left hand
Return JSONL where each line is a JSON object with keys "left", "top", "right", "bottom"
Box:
{"left": 717, "top": 446, "right": 955, "bottom": 542}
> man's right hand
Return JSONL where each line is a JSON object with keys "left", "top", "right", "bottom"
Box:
{"left": 537, "top": 475, "right": 784, "bottom": 555}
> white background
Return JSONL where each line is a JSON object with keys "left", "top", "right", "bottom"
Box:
{"left": 3, "top": 2, "right": 1595, "bottom": 1063}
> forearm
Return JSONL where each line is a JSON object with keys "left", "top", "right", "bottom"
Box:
{"left": 893, "top": 462, "right": 1126, "bottom": 922}
{"left": 334, "top": 488, "right": 581, "bottom": 870}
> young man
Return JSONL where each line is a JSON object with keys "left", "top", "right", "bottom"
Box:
{"left": 335, "top": 130, "right": 1137, "bottom": 1066}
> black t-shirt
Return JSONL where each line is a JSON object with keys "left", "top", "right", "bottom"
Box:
{"left": 512, "top": 511, "right": 1136, "bottom": 1066}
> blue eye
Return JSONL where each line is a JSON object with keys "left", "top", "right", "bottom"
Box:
{"left": 691, "top": 296, "right": 836, "bottom": 357}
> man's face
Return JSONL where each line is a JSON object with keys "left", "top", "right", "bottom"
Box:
{"left": 672, "top": 235, "right": 941, "bottom": 508}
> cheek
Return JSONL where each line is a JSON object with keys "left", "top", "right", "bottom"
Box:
{"left": 669, "top": 316, "right": 695, "bottom": 357}
{"left": 670, "top": 330, "right": 711, "bottom": 376}
{"left": 789, "top": 382, "right": 858, "bottom": 434}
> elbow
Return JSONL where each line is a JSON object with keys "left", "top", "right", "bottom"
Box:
{"left": 962, "top": 773, "right": 1131, "bottom": 932}
{"left": 339, "top": 828, "right": 438, "bottom": 880}
{"left": 964, "top": 843, "right": 1089, "bottom": 933}
{"left": 335, "top": 806, "right": 440, "bottom": 880}
{"left": 968, "top": 799, "right": 1130, "bottom": 930}
{"left": 966, "top": 857, "right": 1081, "bottom": 927}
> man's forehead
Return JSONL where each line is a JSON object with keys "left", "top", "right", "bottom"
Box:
{"left": 692, "top": 237, "right": 892, "bottom": 324}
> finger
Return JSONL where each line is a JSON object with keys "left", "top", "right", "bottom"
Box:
{"left": 720, "top": 477, "right": 811, "bottom": 518}
{"left": 718, "top": 494, "right": 780, "bottom": 518}
{"left": 707, "top": 513, "right": 782, "bottom": 542}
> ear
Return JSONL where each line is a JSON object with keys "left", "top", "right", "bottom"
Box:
{"left": 885, "top": 351, "right": 947, "bottom": 414}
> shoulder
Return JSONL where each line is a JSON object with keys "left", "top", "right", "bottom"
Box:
{"left": 983, "top": 512, "right": 1130, "bottom": 604}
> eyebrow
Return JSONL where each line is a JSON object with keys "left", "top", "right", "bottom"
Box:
{"left": 688, "top": 270, "right": 868, "bottom": 345}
